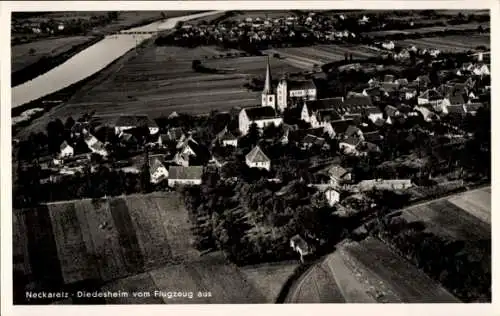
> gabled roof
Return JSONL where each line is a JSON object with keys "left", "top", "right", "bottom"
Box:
{"left": 446, "top": 94, "right": 465, "bottom": 105}
{"left": 395, "top": 78, "right": 409, "bottom": 86}
{"left": 364, "top": 87, "right": 386, "bottom": 98}
{"left": 60, "top": 141, "right": 72, "bottom": 150}
{"left": 246, "top": 146, "right": 270, "bottom": 163}
{"left": 383, "top": 74, "right": 395, "bottom": 83}
{"left": 385, "top": 105, "right": 399, "bottom": 117}
{"left": 364, "top": 106, "right": 383, "bottom": 115}
{"left": 344, "top": 95, "right": 372, "bottom": 107}
{"left": 381, "top": 82, "right": 400, "bottom": 93}
{"left": 330, "top": 119, "right": 354, "bottom": 134}
{"left": 149, "top": 157, "right": 166, "bottom": 173}
{"left": 216, "top": 127, "right": 237, "bottom": 141}
{"left": 244, "top": 106, "right": 279, "bottom": 121}
{"left": 304, "top": 97, "right": 344, "bottom": 114}
{"left": 415, "top": 75, "right": 431, "bottom": 84}
{"left": 288, "top": 79, "right": 316, "bottom": 91}
{"left": 419, "top": 89, "right": 443, "bottom": 101}
{"left": 168, "top": 166, "right": 204, "bottom": 180}
{"left": 315, "top": 109, "right": 342, "bottom": 122}
{"left": 328, "top": 165, "right": 350, "bottom": 179}
{"left": 446, "top": 104, "right": 466, "bottom": 115}
{"left": 465, "top": 102, "right": 483, "bottom": 113}
{"left": 341, "top": 136, "right": 362, "bottom": 146}
{"left": 363, "top": 131, "right": 383, "bottom": 143}
{"left": 302, "top": 134, "right": 326, "bottom": 146}
{"left": 345, "top": 125, "right": 361, "bottom": 137}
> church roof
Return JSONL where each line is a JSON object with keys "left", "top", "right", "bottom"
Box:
{"left": 263, "top": 56, "right": 273, "bottom": 93}
{"left": 244, "top": 106, "right": 279, "bottom": 121}
{"left": 168, "top": 166, "right": 204, "bottom": 180}
{"left": 246, "top": 145, "right": 270, "bottom": 163}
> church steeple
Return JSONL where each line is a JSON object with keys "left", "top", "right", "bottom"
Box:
{"left": 263, "top": 55, "right": 272, "bottom": 93}
{"left": 261, "top": 55, "right": 276, "bottom": 108}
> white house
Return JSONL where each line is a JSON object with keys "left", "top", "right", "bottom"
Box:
{"left": 239, "top": 106, "right": 283, "bottom": 135}
{"left": 290, "top": 234, "right": 310, "bottom": 263}
{"left": 365, "top": 107, "right": 384, "bottom": 123}
{"left": 276, "top": 78, "right": 317, "bottom": 111}
{"left": 149, "top": 157, "right": 169, "bottom": 184}
{"left": 59, "top": 141, "right": 74, "bottom": 158}
{"left": 382, "top": 41, "right": 395, "bottom": 50}
{"left": 214, "top": 127, "right": 238, "bottom": 147}
{"left": 245, "top": 145, "right": 271, "bottom": 171}
{"left": 83, "top": 133, "right": 108, "bottom": 157}
{"left": 112, "top": 114, "right": 159, "bottom": 135}
{"left": 339, "top": 137, "right": 362, "bottom": 155}
{"left": 418, "top": 89, "right": 444, "bottom": 106}
{"left": 167, "top": 166, "right": 204, "bottom": 187}
{"left": 310, "top": 184, "right": 341, "bottom": 207}
{"left": 472, "top": 64, "right": 490, "bottom": 76}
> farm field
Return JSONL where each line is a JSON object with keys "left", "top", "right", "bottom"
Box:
{"left": 20, "top": 43, "right": 302, "bottom": 135}
{"left": 13, "top": 192, "right": 201, "bottom": 288}
{"left": 12, "top": 36, "right": 96, "bottom": 73}
{"left": 400, "top": 34, "right": 490, "bottom": 52}
{"left": 342, "top": 237, "right": 461, "bottom": 303}
{"left": 222, "top": 11, "right": 296, "bottom": 23}
{"left": 263, "top": 45, "right": 379, "bottom": 70}
{"left": 400, "top": 186, "right": 491, "bottom": 241}
{"left": 363, "top": 22, "right": 489, "bottom": 36}
{"left": 286, "top": 237, "right": 459, "bottom": 303}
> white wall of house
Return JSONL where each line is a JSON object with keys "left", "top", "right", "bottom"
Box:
{"left": 239, "top": 110, "right": 283, "bottom": 135}
{"left": 222, "top": 139, "right": 238, "bottom": 147}
{"left": 168, "top": 178, "right": 202, "bottom": 187}
{"left": 60, "top": 146, "right": 74, "bottom": 158}
{"left": 246, "top": 158, "right": 271, "bottom": 171}
{"left": 325, "top": 189, "right": 340, "bottom": 206}
{"left": 151, "top": 166, "right": 169, "bottom": 184}
{"left": 368, "top": 112, "right": 384, "bottom": 123}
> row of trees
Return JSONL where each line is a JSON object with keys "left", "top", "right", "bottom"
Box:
{"left": 369, "top": 216, "right": 491, "bottom": 302}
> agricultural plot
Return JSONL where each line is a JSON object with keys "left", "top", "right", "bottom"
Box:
{"left": 342, "top": 238, "right": 460, "bottom": 303}
{"left": 363, "top": 23, "right": 489, "bottom": 36}
{"left": 13, "top": 192, "right": 200, "bottom": 288}
{"left": 400, "top": 187, "right": 491, "bottom": 241}
{"left": 24, "top": 43, "right": 301, "bottom": 133}
{"left": 263, "top": 45, "right": 378, "bottom": 70}
{"left": 400, "top": 35, "right": 490, "bottom": 52}
{"left": 240, "top": 261, "right": 298, "bottom": 303}
{"left": 285, "top": 260, "right": 346, "bottom": 303}
{"left": 12, "top": 36, "right": 95, "bottom": 73}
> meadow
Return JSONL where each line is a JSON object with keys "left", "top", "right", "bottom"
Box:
{"left": 400, "top": 34, "right": 490, "bottom": 52}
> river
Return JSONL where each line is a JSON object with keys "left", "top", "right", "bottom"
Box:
{"left": 12, "top": 11, "right": 224, "bottom": 109}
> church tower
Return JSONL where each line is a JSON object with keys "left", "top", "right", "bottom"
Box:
{"left": 261, "top": 56, "right": 276, "bottom": 108}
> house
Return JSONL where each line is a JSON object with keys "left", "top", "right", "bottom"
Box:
{"left": 440, "top": 94, "right": 466, "bottom": 113}
{"left": 472, "top": 63, "right": 490, "bottom": 76}
{"left": 399, "top": 87, "right": 418, "bottom": 100}
{"left": 327, "top": 165, "right": 352, "bottom": 187}
{"left": 245, "top": 145, "right": 271, "bottom": 171}
{"left": 414, "top": 75, "right": 431, "bottom": 89}
{"left": 356, "top": 179, "right": 413, "bottom": 192}
{"left": 120, "top": 132, "right": 138, "bottom": 146}
{"left": 345, "top": 125, "right": 363, "bottom": 139}
{"left": 464, "top": 103, "right": 484, "bottom": 115}
{"left": 380, "top": 82, "right": 400, "bottom": 94}
{"left": 363, "top": 131, "right": 384, "bottom": 144}
{"left": 214, "top": 127, "right": 238, "bottom": 147}
{"left": 301, "top": 97, "right": 344, "bottom": 123}
{"left": 382, "top": 41, "right": 395, "bottom": 50}
{"left": 59, "top": 141, "right": 74, "bottom": 158}
{"left": 339, "top": 136, "right": 362, "bottom": 154}
{"left": 167, "top": 127, "right": 184, "bottom": 142}
{"left": 83, "top": 133, "right": 108, "bottom": 156}
{"left": 280, "top": 124, "right": 299, "bottom": 144}
{"left": 326, "top": 119, "right": 355, "bottom": 138}
{"left": 112, "top": 114, "right": 159, "bottom": 135}
{"left": 445, "top": 104, "right": 467, "bottom": 117}
{"left": 364, "top": 107, "right": 384, "bottom": 123}
{"left": 363, "top": 87, "right": 388, "bottom": 101}
{"left": 277, "top": 78, "right": 317, "bottom": 111}
{"left": 167, "top": 166, "right": 204, "bottom": 187}
{"left": 149, "top": 157, "right": 169, "bottom": 184}
{"left": 418, "top": 89, "right": 444, "bottom": 106}
{"left": 157, "top": 133, "right": 170, "bottom": 148}
{"left": 301, "top": 134, "right": 327, "bottom": 149}
{"left": 175, "top": 137, "right": 209, "bottom": 166}
{"left": 343, "top": 96, "right": 373, "bottom": 114}
{"left": 311, "top": 184, "right": 341, "bottom": 206}
{"left": 290, "top": 234, "right": 311, "bottom": 263}
{"left": 310, "top": 109, "right": 342, "bottom": 129}
{"left": 384, "top": 105, "right": 400, "bottom": 118}
{"left": 383, "top": 74, "right": 395, "bottom": 83}
{"left": 414, "top": 106, "right": 437, "bottom": 122}
{"left": 395, "top": 78, "right": 409, "bottom": 86}
{"left": 239, "top": 106, "right": 283, "bottom": 135}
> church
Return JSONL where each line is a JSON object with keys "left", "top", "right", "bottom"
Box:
{"left": 261, "top": 56, "right": 318, "bottom": 112}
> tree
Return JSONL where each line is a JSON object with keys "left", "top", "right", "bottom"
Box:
{"left": 140, "top": 150, "right": 152, "bottom": 193}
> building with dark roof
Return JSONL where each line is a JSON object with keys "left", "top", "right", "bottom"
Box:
{"left": 111, "top": 114, "right": 159, "bottom": 135}
{"left": 167, "top": 166, "right": 204, "bottom": 187}
{"left": 239, "top": 106, "right": 283, "bottom": 135}
{"left": 277, "top": 78, "right": 317, "bottom": 111}
{"left": 214, "top": 127, "right": 238, "bottom": 147}
{"left": 301, "top": 97, "right": 344, "bottom": 123}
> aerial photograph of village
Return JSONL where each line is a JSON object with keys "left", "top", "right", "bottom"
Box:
{"left": 10, "top": 9, "right": 490, "bottom": 304}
